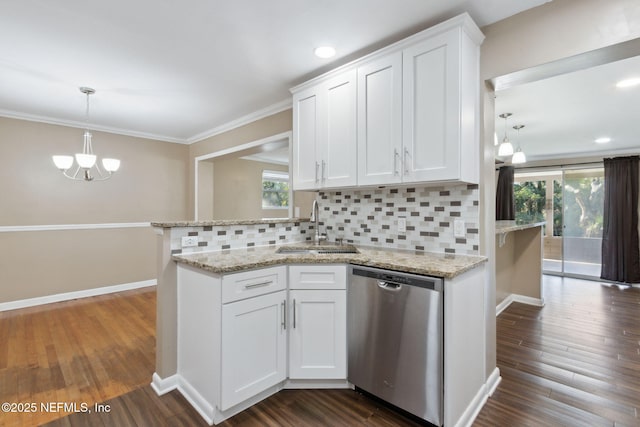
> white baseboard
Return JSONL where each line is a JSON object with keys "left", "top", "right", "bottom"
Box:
{"left": 485, "top": 367, "right": 502, "bottom": 396}
{"left": 177, "top": 376, "right": 216, "bottom": 425}
{"left": 496, "top": 293, "right": 544, "bottom": 316}
{"left": 0, "top": 279, "right": 157, "bottom": 312}
{"left": 451, "top": 367, "right": 502, "bottom": 427}
{"left": 453, "top": 382, "right": 488, "bottom": 427}
{"left": 150, "top": 373, "right": 179, "bottom": 396}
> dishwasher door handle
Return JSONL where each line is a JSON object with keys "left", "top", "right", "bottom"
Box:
{"left": 377, "top": 280, "right": 403, "bottom": 291}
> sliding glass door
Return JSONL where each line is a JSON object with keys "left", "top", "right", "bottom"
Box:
{"left": 514, "top": 165, "right": 604, "bottom": 280}
{"left": 561, "top": 168, "right": 604, "bottom": 278}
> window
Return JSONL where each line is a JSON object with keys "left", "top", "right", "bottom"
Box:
{"left": 262, "top": 170, "right": 289, "bottom": 209}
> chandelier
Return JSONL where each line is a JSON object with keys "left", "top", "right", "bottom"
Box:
{"left": 52, "top": 87, "right": 120, "bottom": 181}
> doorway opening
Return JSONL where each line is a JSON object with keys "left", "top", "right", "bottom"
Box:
{"left": 514, "top": 165, "right": 604, "bottom": 280}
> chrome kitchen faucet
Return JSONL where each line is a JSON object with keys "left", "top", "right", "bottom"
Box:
{"left": 310, "top": 200, "right": 327, "bottom": 245}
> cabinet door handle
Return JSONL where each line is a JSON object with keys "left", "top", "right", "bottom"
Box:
{"left": 315, "top": 162, "right": 320, "bottom": 184}
{"left": 293, "top": 299, "right": 296, "bottom": 329}
{"left": 244, "top": 281, "right": 272, "bottom": 290}
{"left": 321, "top": 160, "right": 326, "bottom": 182}
{"left": 281, "top": 300, "right": 287, "bottom": 330}
{"left": 404, "top": 147, "right": 410, "bottom": 175}
{"left": 394, "top": 149, "right": 400, "bottom": 176}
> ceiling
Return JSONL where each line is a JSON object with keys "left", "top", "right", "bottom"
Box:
{"left": 0, "top": 0, "right": 551, "bottom": 144}
{"left": 495, "top": 53, "right": 640, "bottom": 163}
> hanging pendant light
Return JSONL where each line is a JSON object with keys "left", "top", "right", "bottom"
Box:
{"left": 511, "top": 124, "right": 526, "bottom": 164}
{"left": 497, "top": 113, "right": 514, "bottom": 157}
{"left": 52, "top": 87, "right": 120, "bottom": 181}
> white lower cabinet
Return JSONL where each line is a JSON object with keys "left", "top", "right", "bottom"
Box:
{"left": 220, "top": 290, "right": 287, "bottom": 410}
{"left": 288, "top": 289, "right": 347, "bottom": 379}
{"left": 288, "top": 265, "right": 347, "bottom": 380}
{"left": 176, "top": 263, "right": 347, "bottom": 425}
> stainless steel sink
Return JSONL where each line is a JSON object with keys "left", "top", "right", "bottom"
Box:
{"left": 276, "top": 245, "right": 359, "bottom": 255}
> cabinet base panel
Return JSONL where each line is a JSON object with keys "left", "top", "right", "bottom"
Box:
{"left": 284, "top": 379, "right": 351, "bottom": 389}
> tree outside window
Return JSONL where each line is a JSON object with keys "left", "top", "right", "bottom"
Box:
{"left": 262, "top": 170, "right": 289, "bottom": 209}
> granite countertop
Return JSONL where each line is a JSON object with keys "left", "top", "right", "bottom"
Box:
{"left": 173, "top": 243, "right": 487, "bottom": 279}
{"left": 495, "top": 220, "right": 546, "bottom": 234}
{"left": 151, "top": 218, "right": 311, "bottom": 228}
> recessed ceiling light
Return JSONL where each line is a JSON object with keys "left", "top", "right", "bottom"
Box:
{"left": 616, "top": 77, "right": 640, "bottom": 88}
{"left": 595, "top": 137, "right": 611, "bottom": 144}
{"left": 314, "top": 46, "right": 336, "bottom": 59}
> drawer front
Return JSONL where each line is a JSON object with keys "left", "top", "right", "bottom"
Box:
{"left": 222, "top": 266, "right": 287, "bottom": 303}
{"left": 289, "top": 265, "right": 346, "bottom": 290}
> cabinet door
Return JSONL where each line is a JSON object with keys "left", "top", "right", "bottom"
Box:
{"left": 322, "top": 70, "right": 357, "bottom": 188}
{"left": 289, "top": 290, "right": 346, "bottom": 379}
{"left": 220, "top": 290, "right": 287, "bottom": 410}
{"left": 292, "top": 87, "right": 321, "bottom": 190}
{"left": 402, "top": 29, "right": 460, "bottom": 182}
{"left": 357, "top": 52, "right": 402, "bottom": 186}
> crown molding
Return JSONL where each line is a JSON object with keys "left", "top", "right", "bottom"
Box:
{"left": 186, "top": 98, "right": 292, "bottom": 144}
{"left": 0, "top": 109, "right": 189, "bottom": 144}
{"left": 0, "top": 97, "right": 294, "bottom": 146}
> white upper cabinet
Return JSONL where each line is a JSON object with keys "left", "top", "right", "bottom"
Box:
{"left": 292, "top": 88, "right": 320, "bottom": 190}
{"left": 292, "top": 70, "right": 357, "bottom": 190}
{"left": 291, "top": 13, "right": 484, "bottom": 189}
{"left": 402, "top": 27, "right": 479, "bottom": 183}
{"left": 357, "top": 53, "right": 403, "bottom": 186}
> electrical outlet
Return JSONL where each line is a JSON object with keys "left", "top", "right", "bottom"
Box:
{"left": 398, "top": 217, "right": 407, "bottom": 233}
{"left": 453, "top": 220, "right": 465, "bottom": 238}
{"left": 181, "top": 236, "right": 199, "bottom": 247}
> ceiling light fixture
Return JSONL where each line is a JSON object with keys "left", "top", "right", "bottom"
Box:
{"left": 594, "top": 137, "right": 611, "bottom": 144}
{"left": 511, "top": 124, "right": 526, "bottom": 164}
{"left": 314, "top": 46, "right": 336, "bottom": 59}
{"left": 497, "top": 113, "right": 514, "bottom": 156}
{"left": 616, "top": 77, "right": 640, "bottom": 88}
{"left": 52, "top": 87, "right": 120, "bottom": 181}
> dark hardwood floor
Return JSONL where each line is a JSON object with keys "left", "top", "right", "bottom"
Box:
{"left": 0, "top": 287, "right": 156, "bottom": 427}
{"left": 4, "top": 276, "right": 640, "bottom": 426}
{"left": 475, "top": 276, "right": 640, "bottom": 426}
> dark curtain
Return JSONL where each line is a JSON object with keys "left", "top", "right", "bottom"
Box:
{"left": 496, "top": 166, "right": 515, "bottom": 220}
{"left": 601, "top": 155, "right": 640, "bottom": 284}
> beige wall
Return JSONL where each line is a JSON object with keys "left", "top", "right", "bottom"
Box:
{"left": 188, "top": 109, "right": 293, "bottom": 218}
{"left": 0, "top": 117, "right": 189, "bottom": 304}
{"left": 480, "top": 0, "right": 640, "bottom": 387}
{"left": 210, "top": 157, "right": 316, "bottom": 220}
{"left": 212, "top": 158, "right": 288, "bottom": 220}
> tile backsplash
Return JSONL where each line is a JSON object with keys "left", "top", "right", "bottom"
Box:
{"left": 169, "top": 220, "right": 313, "bottom": 254}
{"left": 165, "top": 184, "right": 479, "bottom": 256}
{"left": 318, "top": 184, "right": 479, "bottom": 255}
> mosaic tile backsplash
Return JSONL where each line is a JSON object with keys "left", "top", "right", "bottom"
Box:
{"left": 169, "top": 220, "right": 314, "bottom": 254}
{"left": 318, "top": 184, "right": 479, "bottom": 255}
{"left": 167, "top": 183, "right": 479, "bottom": 256}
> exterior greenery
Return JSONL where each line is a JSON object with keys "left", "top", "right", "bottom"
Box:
{"left": 563, "top": 175, "right": 603, "bottom": 238}
{"left": 514, "top": 181, "right": 546, "bottom": 224}
{"left": 262, "top": 180, "right": 289, "bottom": 208}
{"left": 514, "top": 172, "right": 603, "bottom": 238}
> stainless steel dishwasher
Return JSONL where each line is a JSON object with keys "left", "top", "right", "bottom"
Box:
{"left": 347, "top": 265, "right": 443, "bottom": 426}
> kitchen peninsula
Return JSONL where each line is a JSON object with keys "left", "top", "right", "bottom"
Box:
{"left": 151, "top": 218, "right": 488, "bottom": 427}
{"left": 495, "top": 220, "right": 546, "bottom": 313}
